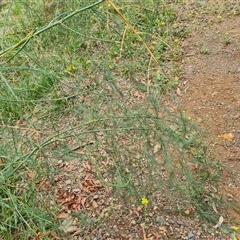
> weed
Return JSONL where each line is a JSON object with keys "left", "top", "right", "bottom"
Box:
{"left": 200, "top": 47, "right": 209, "bottom": 54}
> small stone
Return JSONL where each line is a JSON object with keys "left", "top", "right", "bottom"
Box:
{"left": 93, "top": 195, "right": 99, "bottom": 199}
{"left": 169, "top": 220, "right": 175, "bottom": 224}
{"left": 177, "top": 220, "right": 184, "bottom": 225}
{"left": 188, "top": 232, "right": 195, "bottom": 239}
{"left": 65, "top": 179, "right": 72, "bottom": 185}
{"left": 159, "top": 226, "right": 167, "bottom": 232}
{"left": 131, "top": 220, "right": 136, "bottom": 225}
{"left": 91, "top": 217, "right": 98, "bottom": 223}
{"left": 135, "top": 216, "right": 142, "bottom": 224}
{"left": 104, "top": 232, "right": 110, "bottom": 237}
{"left": 72, "top": 188, "right": 80, "bottom": 193}
{"left": 196, "top": 231, "right": 201, "bottom": 236}
{"left": 92, "top": 200, "right": 98, "bottom": 208}
{"left": 184, "top": 209, "right": 190, "bottom": 215}
{"left": 155, "top": 216, "right": 164, "bottom": 223}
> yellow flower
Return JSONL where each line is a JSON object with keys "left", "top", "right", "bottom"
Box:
{"left": 172, "top": 23, "right": 178, "bottom": 28}
{"left": 231, "top": 226, "right": 239, "bottom": 231}
{"left": 66, "top": 65, "right": 77, "bottom": 71}
{"left": 141, "top": 197, "right": 149, "bottom": 206}
{"left": 217, "top": 15, "right": 222, "bottom": 20}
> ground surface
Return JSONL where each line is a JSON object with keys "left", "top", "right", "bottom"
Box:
{"left": 46, "top": 3, "right": 240, "bottom": 240}
{"left": 1, "top": 1, "right": 240, "bottom": 239}
{"left": 178, "top": 1, "right": 240, "bottom": 224}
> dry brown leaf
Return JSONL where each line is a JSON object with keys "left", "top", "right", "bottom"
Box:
{"left": 33, "top": 232, "right": 42, "bottom": 240}
{"left": 212, "top": 203, "right": 218, "bottom": 214}
{"left": 183, "top": 80, "right": 189, "bottom": 85}
{"left": 39, "top": 180, "right": 52, "bottom": 191}
{"left": 92, "top": 200, "right": 98, "bottom": 208}
{"left": 64, "top": 226, "right": 78, "bottom": 233}
{"left": 146, "top": 236, "right": 154, "bottom": 240}
{"left": 83, "top": 161, "right": 91, "bottom": 171}
{"left": 176, "top": 87, "right": 182, "bottom": 96}
{"left": 152, "top": 233, "right": 162, "bottom": 239}
{"left": 80, "top": 196, "right": 87, "bottom": 209}
{"left": 56, "top": 212, "right": 69, "bottom": 219}
{"left": 219, "top": 133, "right": 234, "bottom": 141}
{"left": 211, "top": 91, "right": 218, "bottom": 96}
{"left": 50, "top": 232, "right": 61, "bottom": 240}
{"left": 27, "top": 172, "right": 35, "bottom": 179}
{"left": 153, "top": 144, "right": 161, "bottom": 154}
{"left": 184, "top": 209, "right": 190, "bottom": 215}
{"left": 213, "top": 216, "right": 224, "bottom": 229}
{"left": 131, "top": 206, "right": 141, "bottom": 217}
{"left": 159, "top": 226, "right": 167, "bottom": 232}
{"left": 70, "top": 195, "right": 85, "bottom": 211}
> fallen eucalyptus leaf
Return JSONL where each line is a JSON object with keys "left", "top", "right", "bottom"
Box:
{"left": 213, "top": 216, "right": 224, "bottom": 229}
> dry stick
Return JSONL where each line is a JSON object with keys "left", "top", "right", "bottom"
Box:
{"left": 106, "top": 0, "right": 159, "bottom": 65}
{"left": 147, "top": 57, "right": 153, "bottom": 94}
{"left": 0, "top": 123, "right": 44, "bottom": 134}
{"left": 141, "top": 223, "right": 148, "bottom": 240}
{"left": 0, "top": 31, "right": 35, "bottom": 58}
{"left": 119, "top": 26, "right": 128, "bottom": 59}
{"left": 228, "top": 158, "right": 240, "bottom": 161}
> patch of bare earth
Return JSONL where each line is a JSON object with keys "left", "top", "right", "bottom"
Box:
{"left": 178, "top": 3, "right": 240, "bottom": 226}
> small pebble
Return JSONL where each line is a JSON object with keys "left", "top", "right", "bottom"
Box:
{"left": 130, "top": 220, "right": 136, "bottom": 225}
{"left": 188, "top": 232, "right": 195, "bottom": 239}
{"left": 169, "top": 220, "right": 175, "bottom": 224}
{"left": 135, "top": 216, "right": 142, "bottom": 224}
{"left": 155, "top": 216, "right": 164, "bottom": 223}
{"left": 65, "top": 179, "right": 72, "bottom": 185}
{"left": 177, "top": 220, "right": 184, "bottom": 225}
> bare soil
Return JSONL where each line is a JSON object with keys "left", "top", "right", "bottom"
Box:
{"left": 178, "top": 4, "right": 240, "bottom": 224}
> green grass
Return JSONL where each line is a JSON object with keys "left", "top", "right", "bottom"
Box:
{"left": 0, "top": 0, "right": 224, "bottom": 239}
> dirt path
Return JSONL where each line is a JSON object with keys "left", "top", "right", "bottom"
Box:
{"left": 178, "top": 6, "right": 240, "bottom": 223}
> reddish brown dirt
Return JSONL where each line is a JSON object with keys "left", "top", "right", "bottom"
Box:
{"left": 179, "top": 11, "right": 240, "bottom": 223}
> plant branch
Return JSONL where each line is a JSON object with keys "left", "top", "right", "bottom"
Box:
{"left": 0, "top": 0, "right": 104, "bottom": 58}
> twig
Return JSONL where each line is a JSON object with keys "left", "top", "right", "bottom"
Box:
{"left": 106, "top": 0, "right": 159, "bottom": 65}
{"left": 228, "top": 158, "right": 240, "bottom": 161}
{"left": 141, "top": 223, "right": 148, "bottom": 240}
{"left": 0, "top": 123, "right": 43, "bottom": 134}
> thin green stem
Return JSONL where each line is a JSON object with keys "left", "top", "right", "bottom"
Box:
{"left": 0, "top": 0, "right": 105, "bottom": 58}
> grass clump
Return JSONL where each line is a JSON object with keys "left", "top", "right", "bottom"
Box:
{"left": 0, "top": 128, "right": 57, "bottom": 239}
{"left": 0, "top": 0, "right": 223, "bottom": 238}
